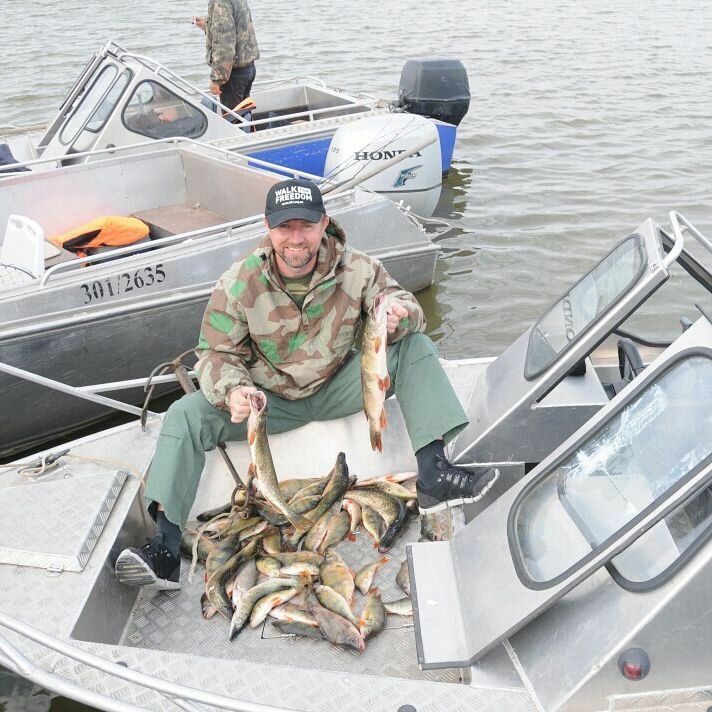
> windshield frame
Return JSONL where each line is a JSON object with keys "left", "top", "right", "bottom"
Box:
{"left": 524, "top": 234, "right": 648, "bottom": 380}
{"left": 508, "top": 347, "right": 712, "bottom": 590}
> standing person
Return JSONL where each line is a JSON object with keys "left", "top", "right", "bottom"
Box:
{"left": 114, "top": 178, "right": 499, "bottom": 591}
{"left": 193, "top": 0, "right": 259, "bottom": 112}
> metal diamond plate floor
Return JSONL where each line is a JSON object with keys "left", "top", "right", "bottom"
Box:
{"left": 120, "top": 511, "right": 464, "bottom": 685}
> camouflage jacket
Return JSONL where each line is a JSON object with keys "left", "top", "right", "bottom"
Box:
{"left": 206, "top": 0, "right": 260, "bottom": 84}
{"left": 196, "top": 219, "right": 426, "bottom": 407}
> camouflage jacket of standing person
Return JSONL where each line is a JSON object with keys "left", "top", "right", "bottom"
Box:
{"left": 206, "top": 0, "right": 260, "bottom": 84}
{"left": 196, "top": 219, "right": 426, "bottom": 407}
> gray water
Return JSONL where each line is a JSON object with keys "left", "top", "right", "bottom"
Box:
{"left": 1, "top": 0, "right": 711, "bottom": 708}
{"left": 3, "top": 0, "right": 712, "bottom": 360}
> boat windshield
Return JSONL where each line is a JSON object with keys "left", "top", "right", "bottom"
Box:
{"left": 525, "top": 235, "right": 646, "bottom": 379}
{"left": 512, "top": 353, "right": 712, "bottom": 586}
{"left": 122, "top": 81, "right": 207, "bottom": 140}
{"left": 59, "top": 65, "right": 126, "bottom": 145}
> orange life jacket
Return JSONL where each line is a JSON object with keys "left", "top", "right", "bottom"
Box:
{"left": 50, "top": 216, "right": 150, "bottom": 257}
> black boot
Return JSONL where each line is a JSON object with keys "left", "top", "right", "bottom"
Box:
{"left": 417, "top": 455, "right": 499, "bottom": 514}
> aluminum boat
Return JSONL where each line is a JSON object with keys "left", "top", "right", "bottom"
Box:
{"left": 1, "top": 211, "right": 710, "bottom": 711}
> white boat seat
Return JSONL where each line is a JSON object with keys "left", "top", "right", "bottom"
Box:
{"left": 0, "top": 214, "right": 45, "bottom": 286}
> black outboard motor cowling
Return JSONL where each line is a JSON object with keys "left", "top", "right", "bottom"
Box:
{"left": 397, "top": 59, "right": 470, "bottom": 127}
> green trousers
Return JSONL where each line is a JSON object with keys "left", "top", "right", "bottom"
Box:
{"left": 144, "top": 333, "right": 468, "bottom": 527}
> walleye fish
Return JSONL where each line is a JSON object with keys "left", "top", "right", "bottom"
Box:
{"left": 229, "top": 577, "right": 304, "bottom": 640}
{"left": 205, "top": 538, "right": 259, "bottom": 620}
{"left": 246, "top": 392, "right": 310, "bottom": 533}
{"left": 272, "top": 620, "right": 325, "bottom": 640}
{"left": 359, "top": 588, "right": 386, "bottom": 641}
{"left": 383, "top": 597, "right": 413, "bottom": 616}
{"left": 230, "top": 558, "right": 258, "bottom": 611}
{"left": 250, "top": 584, "right": 305, "bottom": 628}
{"left": 361, "top": 293, "right": 391, "bottom": 452}
{"left": 354, "top": 556, "right": 389, "bottom": 595}
{"left": 269, "top": 603, "right": 319, "bottom": 627}
{"left": 271, "top": 551, "right": 324, "bottom": 567}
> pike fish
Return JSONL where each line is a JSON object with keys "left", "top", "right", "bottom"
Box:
{"left": 344, "top": 487, "right": 400, "bottom": 529}
{"left": 246, "top": 392, "right": 311, "bottom": 533}
{"left": 361, "top": 293, "right": 390, "bottom": 452}
{"left": 180, "top": 529, "right": 215, "bottom": 562}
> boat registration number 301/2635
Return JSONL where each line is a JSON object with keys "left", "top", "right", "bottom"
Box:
{"left": 79, "top": 264, "right": 166, "bottom": 304}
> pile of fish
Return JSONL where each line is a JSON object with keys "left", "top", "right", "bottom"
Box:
{"left": 180, "top": 452, "right": 422, "bottom": 651}
{"left": 175, "top": 296, "right": 450, "bottom": 651}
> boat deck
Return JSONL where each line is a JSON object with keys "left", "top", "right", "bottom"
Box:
{"left": 0, "top": 359, "right": 541, "bottom": 711}
{"left": 122, "top": 513, "right": 458, "bottom": 685}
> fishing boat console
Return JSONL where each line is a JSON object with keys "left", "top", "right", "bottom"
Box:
{"left": 0, "top": 212, "right": 710, "bottom": 711}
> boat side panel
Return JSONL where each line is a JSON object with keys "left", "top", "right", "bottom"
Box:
{"left": 246, "top": 137, "right": 332, "bottom": 176}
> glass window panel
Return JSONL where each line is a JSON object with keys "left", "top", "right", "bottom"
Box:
{"left": 611, "top": 479, "right": 712, "bottom": 583}
{"left": 122, "top": 81, "right": 207, "bottom": 140}
{"left": 526, "top": 237, "right": 645, "bottom": 378}
{"left": 60, "top": 65, "right": 118, "bottom": 145}
{"left": 84, "top": 71, "right": 131, "bottom": 133}
{"left": 514, "top": 355, "right": 712, "bottom": 584}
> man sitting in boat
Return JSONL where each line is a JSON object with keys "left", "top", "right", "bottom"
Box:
{"left": 114, "top": 178, "right": 498, "bottom": 590}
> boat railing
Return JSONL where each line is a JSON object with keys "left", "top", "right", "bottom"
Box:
{"left": 0, "top": 611, "right": 296, "bottom": 712}
{"left": 116, "top": 49, "right": 376, "bottom": 128}
{"left": 669, "top": 210, "right": 712, "bottom": 265}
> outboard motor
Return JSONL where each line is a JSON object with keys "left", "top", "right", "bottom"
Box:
{"left": 397, "top": 59, "right": 470, "bottom": 127}
{"left": 324, "top": 113, "right": 442, "bottom": 217}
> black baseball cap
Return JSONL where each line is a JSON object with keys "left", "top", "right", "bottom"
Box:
{"left": 264, "top": 178, "right": 326, "bottom": 228}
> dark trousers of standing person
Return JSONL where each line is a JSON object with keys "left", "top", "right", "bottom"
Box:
{"left": 219, "top": 62, "right": 256, "bottom": 112}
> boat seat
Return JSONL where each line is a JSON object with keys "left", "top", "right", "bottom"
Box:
{"left": 132, "top": 204, "right": 228, "bottom": 239}
{"left": 0, "top": 214, "right": 45, "bottom": 284}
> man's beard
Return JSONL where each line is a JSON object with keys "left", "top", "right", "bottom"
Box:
{"left": 277, "top": 246, "right": 316, "bottom": 270}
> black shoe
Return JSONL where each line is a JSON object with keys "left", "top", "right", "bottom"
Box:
{"left": 416, "top": 456, "right": 500, "bottom": 514}
{"left": 115, "top": 540, "right": 181, "bottom": 591}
